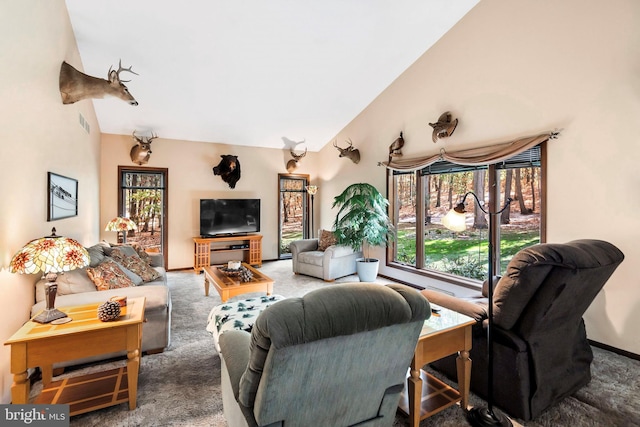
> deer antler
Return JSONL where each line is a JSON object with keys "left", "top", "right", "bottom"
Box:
{"left": 109, "top": 59, "right": 138, "bottom": 82}
{"left": 132, "top": 130, "right": 143, "bottom": 143}
{"left": 290, "top": 147, "right": 307, "bottom": 161}
{"left": 133, "top": 130, "right": 157, "bottom": 143}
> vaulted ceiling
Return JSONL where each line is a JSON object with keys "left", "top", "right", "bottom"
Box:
{"left": 65, "top": 0, "right": 478, "bottom": 151}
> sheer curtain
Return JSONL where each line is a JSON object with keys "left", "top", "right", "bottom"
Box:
{"left": 379, "top": 131, "right": 559, "bottom": 171}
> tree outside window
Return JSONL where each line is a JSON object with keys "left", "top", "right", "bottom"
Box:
{"left": 390, "top": 145, "right": 544, "bottom": 285}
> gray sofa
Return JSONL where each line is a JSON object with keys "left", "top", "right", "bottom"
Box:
{"left": 289, "top": 238, "right": 362, "bottom": 281}
{"left": 30, "top": 242, "right": 172, "bottom": 368}
{"left": 218, "top": 283, "right": 431, "bottom": 427}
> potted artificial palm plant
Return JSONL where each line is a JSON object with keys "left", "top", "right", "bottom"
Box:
{"left": 332, "top": 183, "right": 395, "bottom": 281}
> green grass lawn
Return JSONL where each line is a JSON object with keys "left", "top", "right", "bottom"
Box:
{"left": 280, "top": 230, "right": 304, "bottom": 254}
{"left": 396, "top": 229, "right": 540, "bottom": 279}
{"left": 283, "top": 226, "right": 539, "bottom": 280}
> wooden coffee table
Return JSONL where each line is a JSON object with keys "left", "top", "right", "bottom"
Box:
{"left": 203, "top": 263, "right": 274, "bottom": 301}
{"left": 4, "top": 297, "right": 145, "bottom": 416}
{"left": 397, "top": 305, "right": 475, "bottom": 426}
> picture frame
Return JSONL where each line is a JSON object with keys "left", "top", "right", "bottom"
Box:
{"left": 48, "top": 172, "right": 78, "bottom": 221}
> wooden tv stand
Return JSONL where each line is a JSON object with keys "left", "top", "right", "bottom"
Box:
{"left": 193, "top": 234, "right": 262, "bottom": 272}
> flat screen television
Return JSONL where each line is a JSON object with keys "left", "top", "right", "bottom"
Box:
{"left": 200, "top": 199, "right": 260, "bottom": 237}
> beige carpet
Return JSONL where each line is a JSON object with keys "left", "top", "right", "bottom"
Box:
{"left": 32, "top": 259, "right": 638, "bottom": 426}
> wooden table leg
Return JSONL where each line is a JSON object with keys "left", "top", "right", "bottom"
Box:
{"left": 456, "top": 349, "right": 471, "bottom": 411}
{"left": 10, "top": 344, "right": 29, "bottom": 404}
{"left": 126, "top": 325, "right": 142, "bottom": 410}
{"left": 408, "top": 365, "right": 422, "bottom": 427}
{"left": 41, "top": 365, "right": 53, "bottom": 386}
{"left": 204, "top": 275, "right": 210, "bottom": 296}
{"left": 11, "top": 370, "right": 29, "bottom": 404}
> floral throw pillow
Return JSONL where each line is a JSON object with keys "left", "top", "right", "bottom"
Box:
{"left": 110, "top": 247, "right": 161, "bottom": 282}
{"left": 86, "top": 259, "right": 135, "bottom": 291}
{"left": 317, "top": 229, "right": 338, "bottom": 251}
{"left": 134, "top": 245, "right": 153, "bottom": 266}
{"left": 112, "top": 242, "right": 153, "bottom": 266}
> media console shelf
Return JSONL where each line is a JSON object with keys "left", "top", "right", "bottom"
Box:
{"left": 193, "top": 234, "right": 262, "bottom": 272}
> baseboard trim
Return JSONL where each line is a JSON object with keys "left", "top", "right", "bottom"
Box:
{"left": 377, "top": 273, "right": 421, "bottom": 290}
{"left": 589, "top": 339, "right": 640, "bottom": 361}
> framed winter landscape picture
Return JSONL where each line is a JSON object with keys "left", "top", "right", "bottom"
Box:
{"left": 48, "top": 172, "right": 78, "bottom": 221}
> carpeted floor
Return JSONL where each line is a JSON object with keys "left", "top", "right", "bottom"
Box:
{"left": 35, "top": 259, "right": 639, "bottom": 426}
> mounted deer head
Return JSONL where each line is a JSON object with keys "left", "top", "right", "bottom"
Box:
{"left": 130, "top": 131, "right": 157, "bottom": 165}
{"left": 59, "top": 60, "right": 139, "bottom": 105}
{"left": 333, "top": 139, "right": 360, "bottom": 164}
{"left": 286, "top": 147, "right": 307, "bottom": 172}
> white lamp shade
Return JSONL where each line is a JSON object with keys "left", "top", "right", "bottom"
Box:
{"left": 442, "top": 209, "right": 467, "bottom": 232}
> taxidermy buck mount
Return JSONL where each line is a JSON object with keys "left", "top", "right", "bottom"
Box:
{"left": 59, "top": 60, "right": 139, "bottom": 105}
{"left": 388, "top": 132, "right": 404, "bottom": 164}
{"left": 287, "top": 147, "right": 307, "bottom": 172}
{"left": 333, "top": 139, "right": 360, "bottom": 164}
{"left": 429, "top": 111, "right": 458, "bottom": 143}
{"left": 213, "top": 155, "right": 242, "bottom": 189}
{"left": 130, "top": 131, "right": 157, "bottom": 165}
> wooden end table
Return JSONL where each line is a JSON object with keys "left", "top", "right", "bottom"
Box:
{"left": 398, "top": 305, "right": 475, "bottom": 426}
{"left": 4, "top": 297, "right": 146, "bottom": 416}
{"left": 203, "top": 263, "right": 274, "bottom": 301}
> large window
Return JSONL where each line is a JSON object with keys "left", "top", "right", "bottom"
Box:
{"left": 389, "top": 144, "right": 545, "bottom": 287}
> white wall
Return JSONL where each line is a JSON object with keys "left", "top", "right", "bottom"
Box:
{"left": 0, "top": 1, "right": 101, "bottom": 403}
{"left": 317, "top": 0, "right": 640, "bottom": 353}
{"left": 100, "top": 133, "right": 320, "bottom": 269}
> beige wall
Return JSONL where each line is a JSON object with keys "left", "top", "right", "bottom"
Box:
{"left": 100, "top": 134, "right": 320, "bottom": 269}
{"left": 0, "top": 1, "right": 102, "bottom": 403}
{"left": 317, "top": 0, "right": 640, "bottom": 353}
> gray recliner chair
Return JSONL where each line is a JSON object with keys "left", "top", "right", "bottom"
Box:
{"left": 218, "top": 283, "right": 431, "bottom": 427}
{"left": 289, "top": 238, "right": 362, "bottom": 281}
{"left": 421, "top": 239, "right": 624, "bottom": 421}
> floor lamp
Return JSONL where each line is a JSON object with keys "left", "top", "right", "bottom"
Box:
{"left": 442, "top": 191, "right": 513, "bottom": 427}
{"left": 306, "top": 185, "right": 318, "bottom": 238}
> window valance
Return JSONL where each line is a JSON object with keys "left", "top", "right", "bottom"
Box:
{"left": 379, "top": 131, "right": 560, "bottom": 172}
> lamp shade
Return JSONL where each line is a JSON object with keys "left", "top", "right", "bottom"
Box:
{"left": 441, "top": 208, "right": 467, "bottom": 232}
{"left": 306, "top": 185, "right": 318, "bottom": 195}
{"left": 10, "top": 228, "right": 89, "bottom": 275}
{"left": 105, "top": 217, "right": 138, "bottom": 232}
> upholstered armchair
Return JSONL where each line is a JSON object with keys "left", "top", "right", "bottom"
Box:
{"left": 289, "top": 231, "right": 362, "bottom": 281}
{"left": 421, "top": 239, "right": 624, "bottom": 421}
{"left": 218, "top": 283, "right": 431, "bottom": 427}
